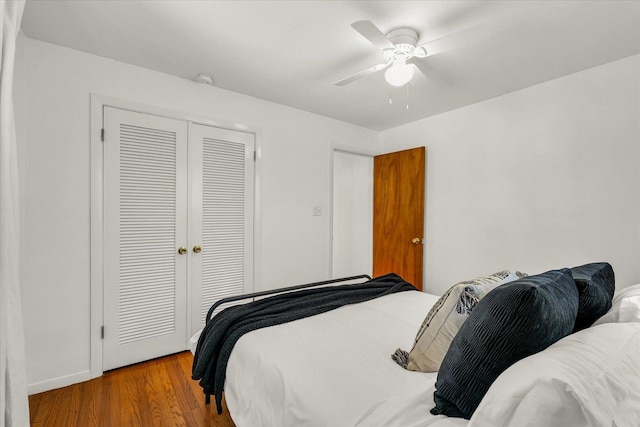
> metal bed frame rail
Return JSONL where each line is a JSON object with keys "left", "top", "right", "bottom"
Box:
{"left": 205, "top": 274, "right": 372, "bottom": 323}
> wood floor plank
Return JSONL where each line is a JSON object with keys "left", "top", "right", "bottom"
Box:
{"left": 121, "top": 363, "right": 145, "bottom": 426}
{"left": 29, "top": 390, "right": 50, "bottom": 426}
{"left": 166, "top": 355, "right": 201, "bottom": 426}
{"left": 76, "top": 374, "right": 104, "bottom": 426}
{"left": 106, "top": 369, "right": 119, "bottom": 426}
{"left": 148, "top": 359, "right": 187, "bottom": 426}
{"left": 28, "top": 352, "right": 235, "bottom": 427}
{"left": 66, "top": 383, "right": 82, "bottom": 425}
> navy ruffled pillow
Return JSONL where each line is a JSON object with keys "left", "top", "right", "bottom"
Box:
{"left": 571, "top": 262, "right": 615, "bottom": 332}
{"left": 431, "top": 268, "right": 579, "bottom": 419}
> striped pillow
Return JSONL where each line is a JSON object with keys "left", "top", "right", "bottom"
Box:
{"left": 395, "top": 270, "right": 525, "bottom": 372}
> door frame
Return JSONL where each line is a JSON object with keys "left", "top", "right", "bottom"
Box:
{"left": 89, "top": 94, "right": 262, "bottom": 378}
{"left": 329, "top": 144, "right": 379, "bottom": 279}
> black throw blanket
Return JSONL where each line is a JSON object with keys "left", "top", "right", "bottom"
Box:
{"left": 191, "top": 273, "right": 416, "bottom": 413}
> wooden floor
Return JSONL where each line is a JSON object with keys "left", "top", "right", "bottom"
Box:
{"left": 29, "top": 351, "right": 235, "bottom": 427}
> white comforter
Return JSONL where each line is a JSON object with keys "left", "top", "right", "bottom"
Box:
{"left": 224, "top": 290, "right": 467, "bottom": 427}
{"left": 198, "top": 289, "right": 640, "bottom": 427}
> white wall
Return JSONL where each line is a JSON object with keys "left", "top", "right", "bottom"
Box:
{"left": 15, "top": 32, "right": 640, "bottom": 394}
{"left": 16, "top": 36, "right": 378, "bottom": 393}
{"left": 381, "top": 55, "right": 640, "bottom": 295}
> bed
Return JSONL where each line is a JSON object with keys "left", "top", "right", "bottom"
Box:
{"left": 191, "top": 267, "right": 640, "bottom": 427}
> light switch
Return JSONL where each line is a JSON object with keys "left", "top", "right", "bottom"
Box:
{"left": 313, "top": 205, "right": 322, "bottom": 216}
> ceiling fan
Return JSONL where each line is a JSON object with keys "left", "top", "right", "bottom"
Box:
{"left": 335, "top": 20, "right": 460, "bottom": 87}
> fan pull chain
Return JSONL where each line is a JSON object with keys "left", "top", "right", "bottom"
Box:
{"left": 406, "top": 83, "right": 410, "bottom": 110}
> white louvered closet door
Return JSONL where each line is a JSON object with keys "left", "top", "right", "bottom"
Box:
{"left": 188, "top": 123, "right": 254, "bottom": 336}
{"left": 103, "top": 107, "right": 188, "bottom": 371}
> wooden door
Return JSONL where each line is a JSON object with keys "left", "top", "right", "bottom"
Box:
{"left": 373, "top": 147, "right": 425, "bottom": 290}
{"left": 103, "top": 107, "right": 189, "bottom": 370}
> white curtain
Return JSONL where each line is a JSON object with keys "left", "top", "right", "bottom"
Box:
{"left": 0, "top": 1, "right": 28, "bottom": 426}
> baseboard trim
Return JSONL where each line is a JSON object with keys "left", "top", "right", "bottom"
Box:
{"left": 28, "top": 369, "right": 92, "bottom": 395}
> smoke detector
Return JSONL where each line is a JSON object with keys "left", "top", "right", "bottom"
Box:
{"left": 195, "top": 73, "right": 214, "bottom": 85}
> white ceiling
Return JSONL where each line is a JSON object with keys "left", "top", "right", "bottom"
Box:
{"left": 21, "top": 0, "right": 640, "bottom": 131}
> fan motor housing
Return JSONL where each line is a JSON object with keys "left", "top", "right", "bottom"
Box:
{"left": 383, "top": 28, "right": 419, "bottom": 61}
{"left": 386, "top": 28, "right": 418, "bottom": 47}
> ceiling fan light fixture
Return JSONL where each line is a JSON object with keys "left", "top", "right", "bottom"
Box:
{"left": 385, "top": 62, "right": 414, "bottom": 86}
{"left": 414, "top": 46, "right": 428, "bottom": 58}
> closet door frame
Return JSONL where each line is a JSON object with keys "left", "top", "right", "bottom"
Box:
{"left": 328, "top": 144, "right": 379, "bottom": 279}
{"left": 90, "top": 94, "right": 262, "bottom": 379}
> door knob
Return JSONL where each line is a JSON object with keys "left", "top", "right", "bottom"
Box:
{"left": 193, "top": 245, "right": 202, "bottom": 254}
{"left": 178, "top": 247, "right": 187, "bottom": 255}
{"left": 412, "top": 238, "right": 422, "bottom": 245}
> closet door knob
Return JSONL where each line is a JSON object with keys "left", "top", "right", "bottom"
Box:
{"left": 411, "top": 238, "right": 421, "bottom": 244}
{"left": 178, "top": 247, "right": 187, "bottom": 255}
{"left": 193, "top": 245, "right": 202, "bottom": 254}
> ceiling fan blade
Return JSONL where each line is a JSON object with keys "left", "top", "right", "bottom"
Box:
{"left": 334, "top": 62, "right": 391, "bottom": 86}
{"left": 408, "top": 57, "right": 449, "bottom": 86}
{"left": 351, "top": 20, "right": 395, "bottom": 51}
{"left": 417, "top": 24, "right": 492, "bottom": 57}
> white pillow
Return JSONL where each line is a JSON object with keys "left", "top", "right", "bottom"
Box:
{"left": 404, "top": 270, "right": 525, "bottom": 372}
{"left": 592, "top": 283, "right": 640, "bottom": 325}
{"left": 619, "top": 296, "right": 640, "bottom": 322}
{"left": 468, "top": 322, "right": 640, "bottom": 427}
